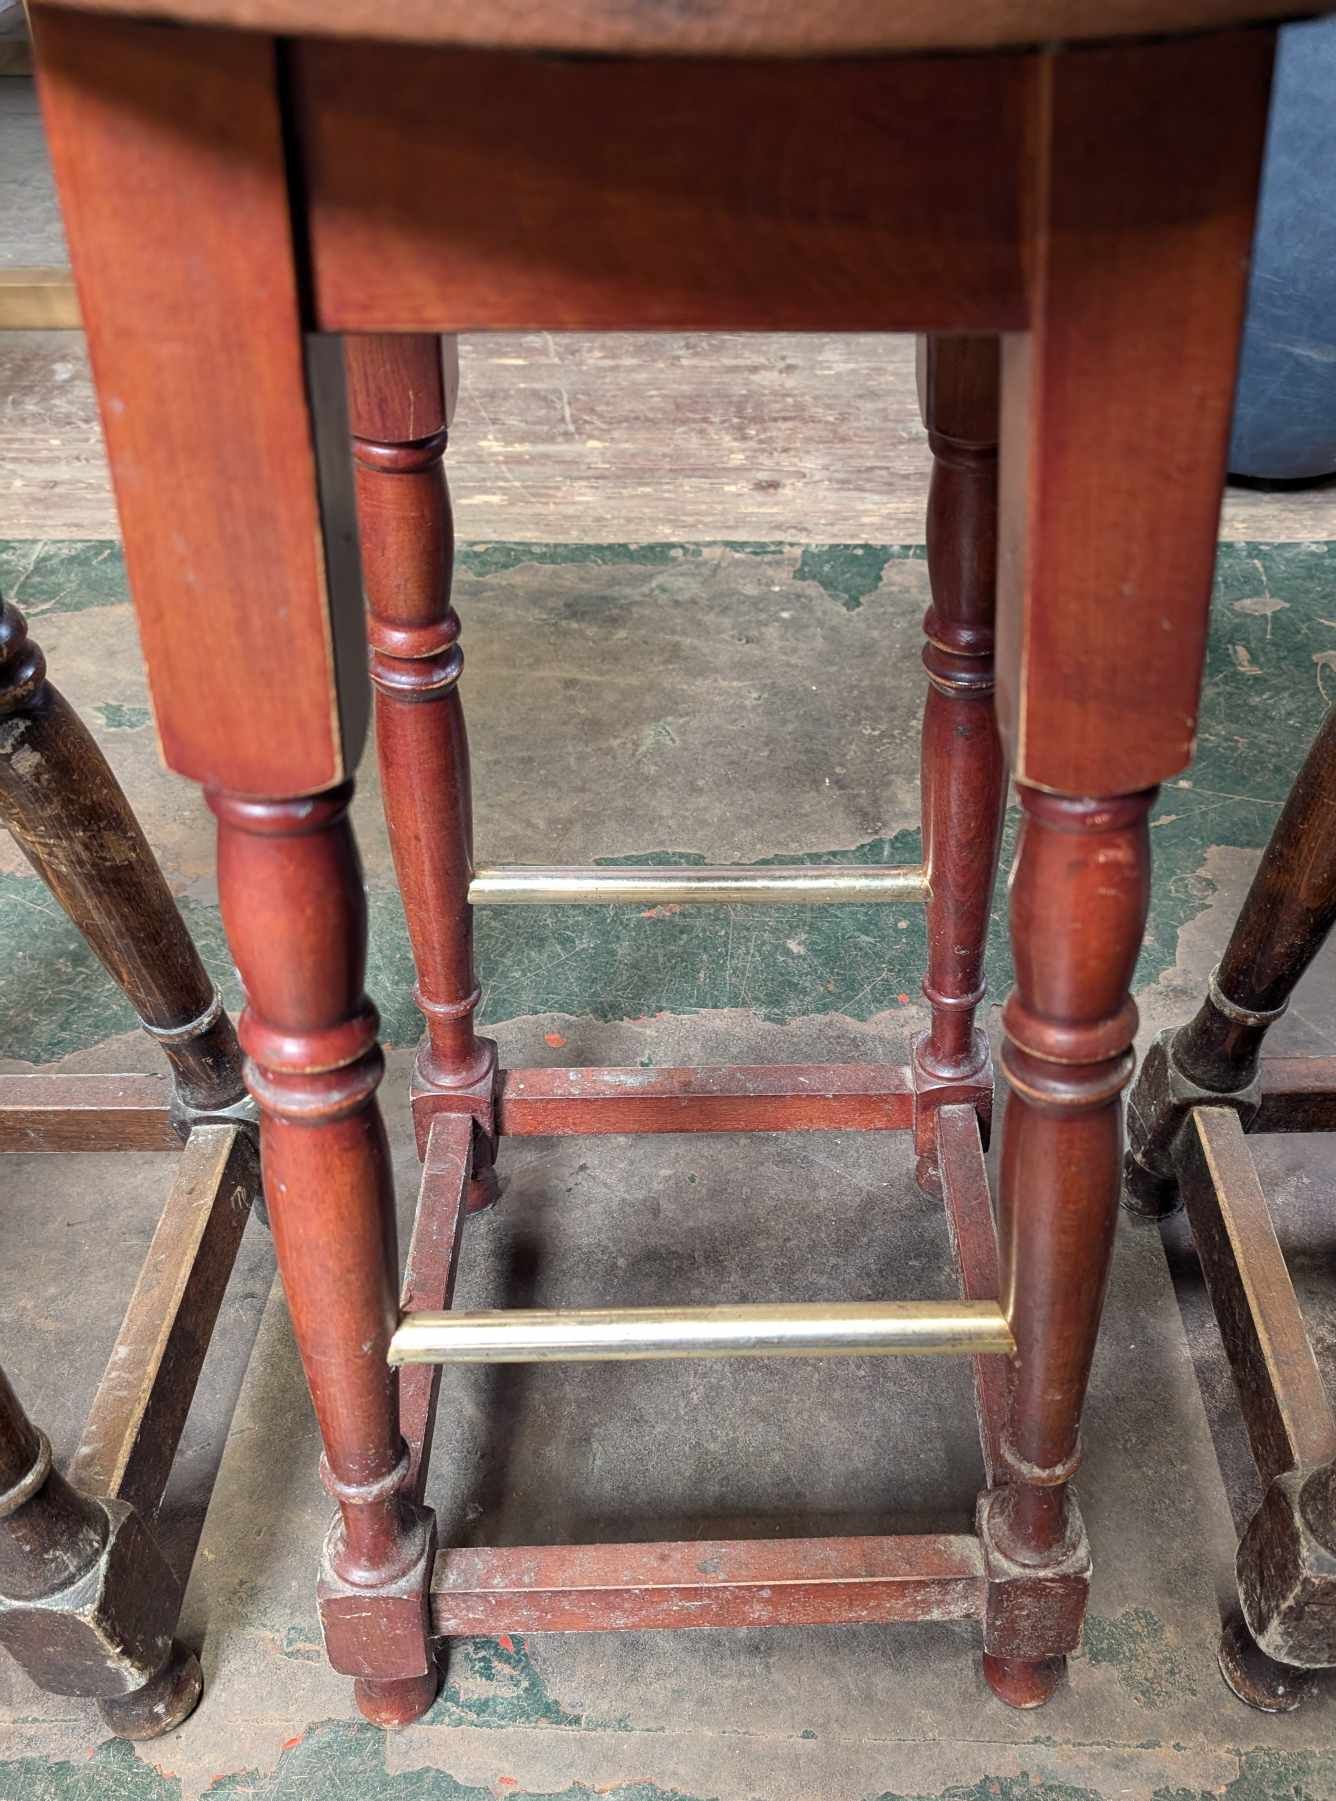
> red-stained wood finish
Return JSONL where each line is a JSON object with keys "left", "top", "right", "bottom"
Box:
{"left": 938, "top": 1105, "right": 1007, "bottom": 1487}
{"left": 495, "top": 1063, "right": 915, "bottom": 1137}
{"left": 430, "top": 1535, "right": 984, "bottom": 1637}
{"left": 210, "top": 785, "right": 436, "bottom": 1723}
{"left": 24, "top": 0, "right": 1308, "bottom": 55}
{"left": 31, "top": 7, "right": 366, "bottom": 798}
{"left": 399, "top": 1114, "right": 470, "bottom": 1503}
{"left": 29, "top": 2, "right": 1283, "bottom": 1727}
{"left": 995, "top": 30, "right": 1273, "bottom": 797}
{"left": 296, "top": 45, "right": 1029, "bottom": 335}
{"left": 912, "top": 336, "right": 1006, "bottom": 1190}
{"left": 345, "top": 334, "right": 498, "bottom": 1209}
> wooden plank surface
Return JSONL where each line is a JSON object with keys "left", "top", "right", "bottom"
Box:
{"left": 496, "top": 1062, "right": 915, "bottom": 1137}
{"left": 3, "top": 324, "right": 1334, "bottom": 545}
{"left": 431, "top": 1533, "right": 984, "bottom": 1635}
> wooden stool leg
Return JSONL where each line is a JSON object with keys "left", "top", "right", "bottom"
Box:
{"left": 912, "top": 335, "right": 1006, "bottom": 1192}
{"left": 33, "top": 14, "right": 439, "bottom": 1724}
{"left": 345, "top": 334, "right": 497, "bottom": 1210}
{"left": 212, "top": 785, "right": 438, "bottom": 1726}
{"left": 977, "top": 30, "right": 1274, "bottom": 1703}
{"left": 0, "top": 1366, "right": 202, "bottom": 1739}
{"left": 0, "top": 597, "right": 242, "bottom": 1114}
{"left": 1127, "top": 706, "right": 1336, "bottom": 1213}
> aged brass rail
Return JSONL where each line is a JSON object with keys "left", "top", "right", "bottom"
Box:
{"left": 0, "top": 268, "right": 81, "bottom": 330}
{"left": 468, "top": 864, "right": 929, "bottom": 906}
{"left": 390, "top": 1299, "right": 1012, "bottom": 1364}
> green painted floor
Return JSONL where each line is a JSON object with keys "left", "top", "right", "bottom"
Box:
{"left": 3, "top": 539, "right": 1336, "bottom": 1800}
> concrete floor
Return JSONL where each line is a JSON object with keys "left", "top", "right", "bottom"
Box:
{"left": 5, "top": 64, "right": 1336, "bottom": 1801}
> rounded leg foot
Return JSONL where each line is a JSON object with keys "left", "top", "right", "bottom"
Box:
{"left": 97, "top": 1641, "right": 203, "bottom": 1740}
{"left": 983, "top": 1652, "right": 1065, "bottom": 1708}
{"left": 1218, "top": 1610, "right": 1309, "bottom": 1713}
{"left": 1121, "top": 1149, "right": 1182, "bottom": 1219}
{"left": 465, "top": 1160, "right": 500, "bottom": 1216}
{"left": 354, "top": 1666, "right": 440, "bottom": 1728}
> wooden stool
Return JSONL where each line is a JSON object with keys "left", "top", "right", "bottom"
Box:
{"left": 0, "top": 598, "right": 261, "bottom": 1736}
{"left": 1126, "top": 706, "right": 1336, "bottom": 1713}
{"left": 22, "top": 0, "right": 1299, "bottom": 1728}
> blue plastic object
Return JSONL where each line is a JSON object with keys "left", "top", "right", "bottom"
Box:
{"left": 1229, "top": 18, "right": 1336, "bottom": 481}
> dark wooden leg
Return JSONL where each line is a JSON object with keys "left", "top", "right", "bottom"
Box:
{"left": 979, "top": 31, "right": 1273, "bottom": 1703}
{"left": 912, "top": 335, "right": 1005, "bottom": 1193}
{"left": 1126, "top": 705, "right": 1336, "bottom": 1214}
{"left": 345, "top": 333, "right": 497, "bottom": 1211}
{"left": 0, "top": 1366, "right": 202, "bottom": 1739}
{"left": 0, "top": 597, "right": 243, "bottom": 1115}
{"left": 212, "top": 786, "right": 438, "bottom": 1726}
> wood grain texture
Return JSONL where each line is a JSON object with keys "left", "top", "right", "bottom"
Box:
{"left": 0, "top": 599, "right": 243, "bottom": 1109}
{"left": 348, "top": 333, "right": 497, "bottom": 1211}
{"left": 29, "top": 7, "right": 364, "bottom": 797}
{"left": 1255, "top": 1058, "right": 1336, "bottom": 1134}
{"left": 399, "top": 1113, "right": 469, "bottom": 1505}
{"left": 996, "top": 30, "right": 1274, "bottom": 794}
{"left": 69, "top": 1124, "right": 259, "bottom": 1518}
{"left": 0, "top": 1072, "right": 176, "bottom": 1151}
{"left": 299, "top": 46, "right": 1028, "bottom": 334}
{"left": 913, "top": 336, "right": 1005, "bottom": 1186}
{"left": 5, "top": 328, "right": 1334, "bottom": 545}
{"left": 937, "top": 1104, "right": 1006, "bottom": 1488}
{"left": 495, "top": 1063, "right": 915, "bottom": 1137}
{"left": 430, "top": 1534, "right": 984, "bottom": 1636}
{"left": 1181, "top": 1107, "right": 1336, "bottom": 1486}
{"left": 21, "top": 0, "right": 1312, "bottom": 55}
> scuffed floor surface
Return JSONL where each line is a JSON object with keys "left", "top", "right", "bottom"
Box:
{"left": 3, "top": 540, "right": 1336, "bottom": 1801}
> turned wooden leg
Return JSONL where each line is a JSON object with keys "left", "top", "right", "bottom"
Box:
{"left": 345, "top": 335, "right": 497, "bottom": 1212}
{"left": 979, "top": 32, "right": 1273, "bottom": 1703}
{"left": 0, "top": 598, "right": 243, "bottom": 1116}
{"left": 1126, "top": 706, "right": 1336, "bottom": 1214}
{"left": 912, "top": 335, "right": 1006, "bottom": 1193}
{"left": 980, "top": 788, "right": 1153, "bottom": 1706}
{"left": 212, "top": 785, "right": 438, "bottom": 1726}
{"left": 0, "top": 1366, "right": 202, "bottom": 1739}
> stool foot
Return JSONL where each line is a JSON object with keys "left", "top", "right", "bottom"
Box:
{"left": 97, "top": 1641, "right": 203, "bottom": 1740}
{"left": 1218, "top": 1610, "right": 1310, "bottom": 1713}
{"left": 982, "top": 1652, "right": 1064, "bottom": 1708}
{"left": 1121, "top": 1148, "right": 1183, "bottom": 1219}
{"left": 354, "top": 1665, "right": 440, "bottom": 1728}
{"left": 465, "top": 1159, "right": 500, "bottom": 1216}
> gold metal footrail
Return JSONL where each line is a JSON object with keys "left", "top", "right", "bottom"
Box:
{"left": 0, "top": 268, "right": 81, "bottom": 330}
{"left": 389, "top": 1300, "right": 1012, "bottom": 1364}
{"left": 468, "top": 865, "right": 929, "bottom": 906}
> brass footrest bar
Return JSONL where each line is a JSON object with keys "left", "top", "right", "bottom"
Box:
{"left": 468, "top": 864, "right": 929, "bottom": 906}
{"left": 0, "top": 267, "right": 81, "bottom": 330}
{"left": 390, "top": 1299, "right": 1012, "bottom": 1365}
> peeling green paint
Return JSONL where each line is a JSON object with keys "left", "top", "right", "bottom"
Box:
{"left": 0, "top": 1736, "right": 178, "bottom": 1800}
{"left": 869, "top": 1777, "right": 1106, "bottom": 1801}
{"left": 3, "top": 541, "right": 1335, "bottom": 1065}
{"left": 793, "top": 544, "right": 922, "bottom": 609}
{"left": 1079, "top": 1608, "right": 1197, "bottom": 1710}
{"left": 205, "top": 1718, "right": 702, "bottom": 1801}
{"left": 0, "top": 540, "right": 129, "bottom": 615}
{"left": 95, "top": 702, "right": 152, "bottom": 731}
{"left": 427, "top": 1636, "right": 590, "bottom": 1730}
